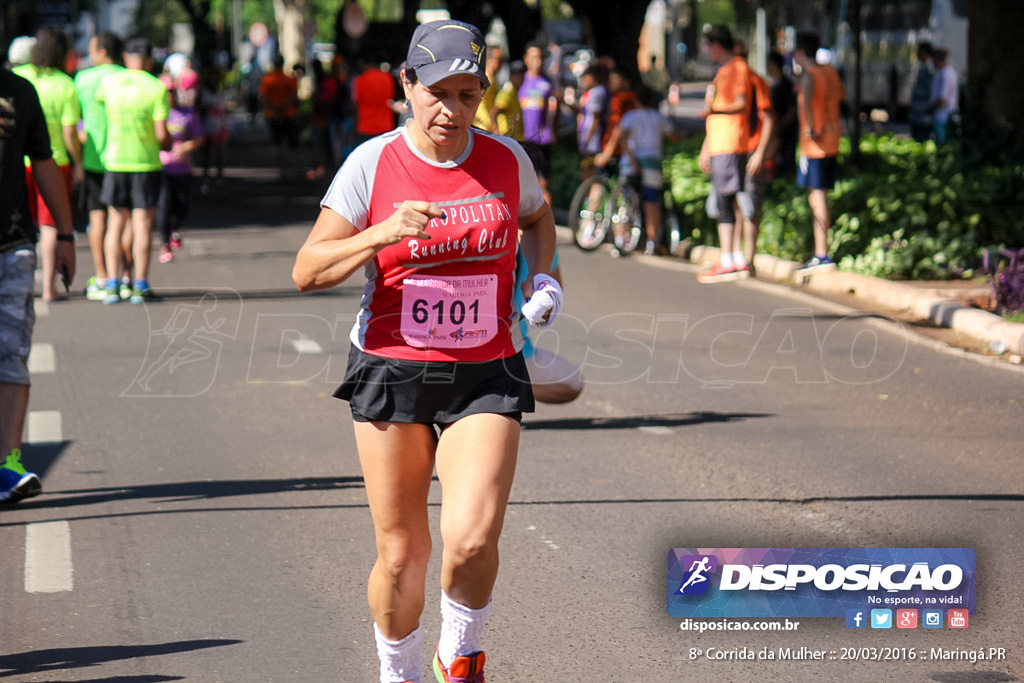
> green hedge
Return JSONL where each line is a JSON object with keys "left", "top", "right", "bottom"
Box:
{"left": 662, "top": 133, "right": 1024, "bottom": 280}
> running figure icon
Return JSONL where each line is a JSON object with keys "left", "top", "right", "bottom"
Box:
{"left": 679, "top": 556, "right": 712, "bottom": 593}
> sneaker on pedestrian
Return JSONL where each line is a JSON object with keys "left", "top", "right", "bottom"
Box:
{"left": 85, "top": 276, "right": 108, "bottom": 301}
{"left": 0, "top": 449, "right": 42, "bottom": 504}
{"left": 697, "top": 262, "right": 750, "bottom": 284}
{"left": 170, "top": 231, "right": 182, "bottom": 249}
{"left": 433, "top": 650, "right": 485, "bottom": 683}
{"left": 119, "top": 278, "right": 133, "bottom": 301}
{"left": 130, "top": 285, "right": 154, "bottom": 305}
{"left": 796, "top": 255, "right": 836, "bottom": 273}
{"left": 103, "top": 283, "right": 121, "bottom": 305}
{"left": 159, "top": 244, "right": 174, "bottom": 263}
{"left": 643, "top": 240, "right": 656, "bottom": 256}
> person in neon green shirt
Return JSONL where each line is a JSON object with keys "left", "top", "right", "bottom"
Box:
{"left": 13, "top": 27, "right": 82, "bottom": 301}
{"left": 95, "top": 38, "right": 170, "bottom": 305}
{"left": 74, "top": 31, "right": 125, "bottom": 301}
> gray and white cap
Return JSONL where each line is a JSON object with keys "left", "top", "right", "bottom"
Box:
{"left": 406, "top": 20, "right": 489, "bottom": 88}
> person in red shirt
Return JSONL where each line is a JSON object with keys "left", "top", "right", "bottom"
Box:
{"left": 258, "top": 54, "right": 298, "bottom": 179}
{"left": 293, "top": 20, "right": 558, "bottom": 683}
{"left": 352, "top": 57, "right": 396, "bottom": 142}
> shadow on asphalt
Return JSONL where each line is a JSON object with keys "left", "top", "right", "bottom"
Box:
{"left": 13, "top": 476, "right": 366, "bottom": 512}
{"left": 0, "top": 639, "right": 242, "bottom": 679}
{"left": 18, "top": 441, "right": 71, "bottom": 482}
{"left": 146, "top": 287, "right": 353, "bottom": 302}
{"left": 522, "top": 410, "right": 772, "bottom": 431}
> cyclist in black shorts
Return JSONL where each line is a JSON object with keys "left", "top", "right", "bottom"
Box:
{"left": 293, "top": 20, "right": 559, "bottom": 683}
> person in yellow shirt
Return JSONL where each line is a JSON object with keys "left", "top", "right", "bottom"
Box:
{"left": 473, "top": 45, "right": 504, "bottom": 132}
{"left": 491, "top": 60, "right": 524, "bottom": 139}
{"left": 793, "top": 31, "right": 845, "bottom": 273}
{"left": 696, "top": 25, "right": 752, "bottom": 283}
{"left": 13, "top": 27, "right": 82, "bottom": 301}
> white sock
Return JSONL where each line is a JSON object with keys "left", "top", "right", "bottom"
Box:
{"left": 732, "top": 251, "right": 747, "bottom": 267}
{"left": 437, "top": 590, "right": 491, "bottom": 668}
{"left": 374, "top": 623, "right": 423, "bottom": 683}
{"left": 720, "top": 252, "right": 734, "bottom": 269}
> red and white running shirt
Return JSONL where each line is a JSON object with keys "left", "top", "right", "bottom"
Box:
{"left": 321, "top": 125, "right": 545, "bottom": 362}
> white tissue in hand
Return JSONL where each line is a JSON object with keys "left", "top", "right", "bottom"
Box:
{"left": 522, "top": 274, "right": 563, "bottom": 327}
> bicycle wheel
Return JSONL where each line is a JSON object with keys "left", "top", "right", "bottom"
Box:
{"left": 569, "top": 175, "right": 612, "bottom": 251}
{"left": 614, "top": 183, "right": 644, "bottom": 254}
{"left": 662, "top": 194, "right": 682, "bottom": 256}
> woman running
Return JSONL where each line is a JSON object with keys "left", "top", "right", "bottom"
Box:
{"left": 292, "top": 20, "right": 559, "bottom": 683}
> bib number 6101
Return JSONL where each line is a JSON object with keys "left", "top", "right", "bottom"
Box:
{"left": 411, "top": 297, "right": 480, "bottom": 326}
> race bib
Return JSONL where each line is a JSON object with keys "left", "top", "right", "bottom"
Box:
{"left": 400, "top": 274, "right": 498, "bottom": 349}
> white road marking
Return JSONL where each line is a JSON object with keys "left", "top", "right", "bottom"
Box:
{"left": 28, "top": 343, "right": 56, "bottom": 374}
{"left": 290, "top": 337, "right": 323, "bottom": 354}
{"left": 638, "top": 426, "right": 674, "bottom": 436}
{"left": 26, "top": 410, "right": 62, "bottom": 443}
{"left": 25, "top": 521, "right": 74, "bottom": 593}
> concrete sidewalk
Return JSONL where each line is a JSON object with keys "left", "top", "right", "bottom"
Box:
{"left": 686, "top": 245, "right": 1024, "bottom": 360}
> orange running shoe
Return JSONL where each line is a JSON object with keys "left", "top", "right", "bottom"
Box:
{"left": 433, "top": 650, "right": 486, "bottom": 682}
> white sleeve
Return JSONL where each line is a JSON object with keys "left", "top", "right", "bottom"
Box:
{"left": 320, "top": 136, "right": 388, "bottom": 230}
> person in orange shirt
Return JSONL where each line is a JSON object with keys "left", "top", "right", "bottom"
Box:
{"left": 793, "top": 32, "right": 845, "bottom": 273}
{"left": 696, "top": 25, "right": 752, "bottom": 284}
{"left": 259, "top": 54, "right": 299, "bottom": 180}
{"left": 352, "top": 57, "right": 396, "bottom": 143}
{"left": 734, "top": 40, "right": 774, "bottom": 278}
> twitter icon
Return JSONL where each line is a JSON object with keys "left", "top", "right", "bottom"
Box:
{"left": 871, "top": 609, "right": 893, "bottom": 629}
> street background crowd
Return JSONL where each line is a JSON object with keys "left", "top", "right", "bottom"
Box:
{"left": 3, "top": 4, "right": 1024, "bottom": 507}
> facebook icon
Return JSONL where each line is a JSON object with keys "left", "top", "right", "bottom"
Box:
{"left": 845, "top": 609, "right": 867, "bottom": 629}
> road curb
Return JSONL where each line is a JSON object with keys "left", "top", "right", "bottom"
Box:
{"left": 686, "top": 246, "right": 1024, "bottom": 359}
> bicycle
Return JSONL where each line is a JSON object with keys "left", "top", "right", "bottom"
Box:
{"left": 657, "top": 177, "right": 683, "bottom": 256}
{"left": 569, "top": 160, "right": 644, "bottom": 253}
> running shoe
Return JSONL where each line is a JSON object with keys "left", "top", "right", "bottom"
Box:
{"left": 159, "top": 244, "right": 174, "bottom": 263}
{"left": 643, "top": 240, "right": 657, "bottom": 256}
{"left": 103, "top": 284, "right": 121, "bottom": 304}
{"left": 129, "top": 285, "right": 154, "bottom": 305}
{"left": 85, "top": 276, "right": 108, "bottom": 301}
{"left": 0, "top": 449, "right": 42, "bottom": 504}
{"left": 696, "top": 263, "right": 750, "bottom": 284}
{"left": 796, "top": 255, "right": 836, "bottom": 273}
{"left": 119, "top": 279, "right": 133, "bottom": 301}
{"left": 170, "top": 231, "right": 182, "bottom": 249}
{"left": 433, "top": 650, "right": 486, "bottom": 683}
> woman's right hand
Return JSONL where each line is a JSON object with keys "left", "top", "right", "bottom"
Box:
{"left": 371, "top": 200, "right": 443, "bottom": 247}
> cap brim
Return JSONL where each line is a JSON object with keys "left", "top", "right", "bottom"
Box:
{"left": 414, "top": 60, "right": 489, "bottom": 88}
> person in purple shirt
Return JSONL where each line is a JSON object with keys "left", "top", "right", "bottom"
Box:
{"left": 156, "top": 75, "right": 205, "bottom": 263}
{"left": 519, "top": 42, "right": 558, "bottom": 204}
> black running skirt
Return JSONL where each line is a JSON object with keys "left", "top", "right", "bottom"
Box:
{"left": 334, "top": 346, "right": 535, "bottom": 426}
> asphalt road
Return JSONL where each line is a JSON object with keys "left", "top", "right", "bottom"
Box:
{"left": 2, "top": 143, "right": 1022, "bottom": 682}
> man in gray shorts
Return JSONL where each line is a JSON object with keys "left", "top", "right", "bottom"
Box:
{"left": 1, "top": 64, "right": 76, "bottom": 503}
{"left": 696, "top": 25, "right": 753, "bottom": 284}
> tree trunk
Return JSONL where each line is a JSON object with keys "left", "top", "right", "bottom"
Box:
{"left": 565, "top": 0, "right": 647, "bottom": 75}
{"left": 273, "top": 0, "right": 306, "bottom": 74}
{"left": 968, "top": 0, "right": 1024, "bottom": 140}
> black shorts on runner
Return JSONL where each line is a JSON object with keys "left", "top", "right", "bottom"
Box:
{"left": 101, "top": 171, "right": 163, "bottom": 210}
{"left": 334, "top": 346, "right": 535, "bottom": 427}
{"left": 83, "top": 170, "right": 107, "bottom": 212}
